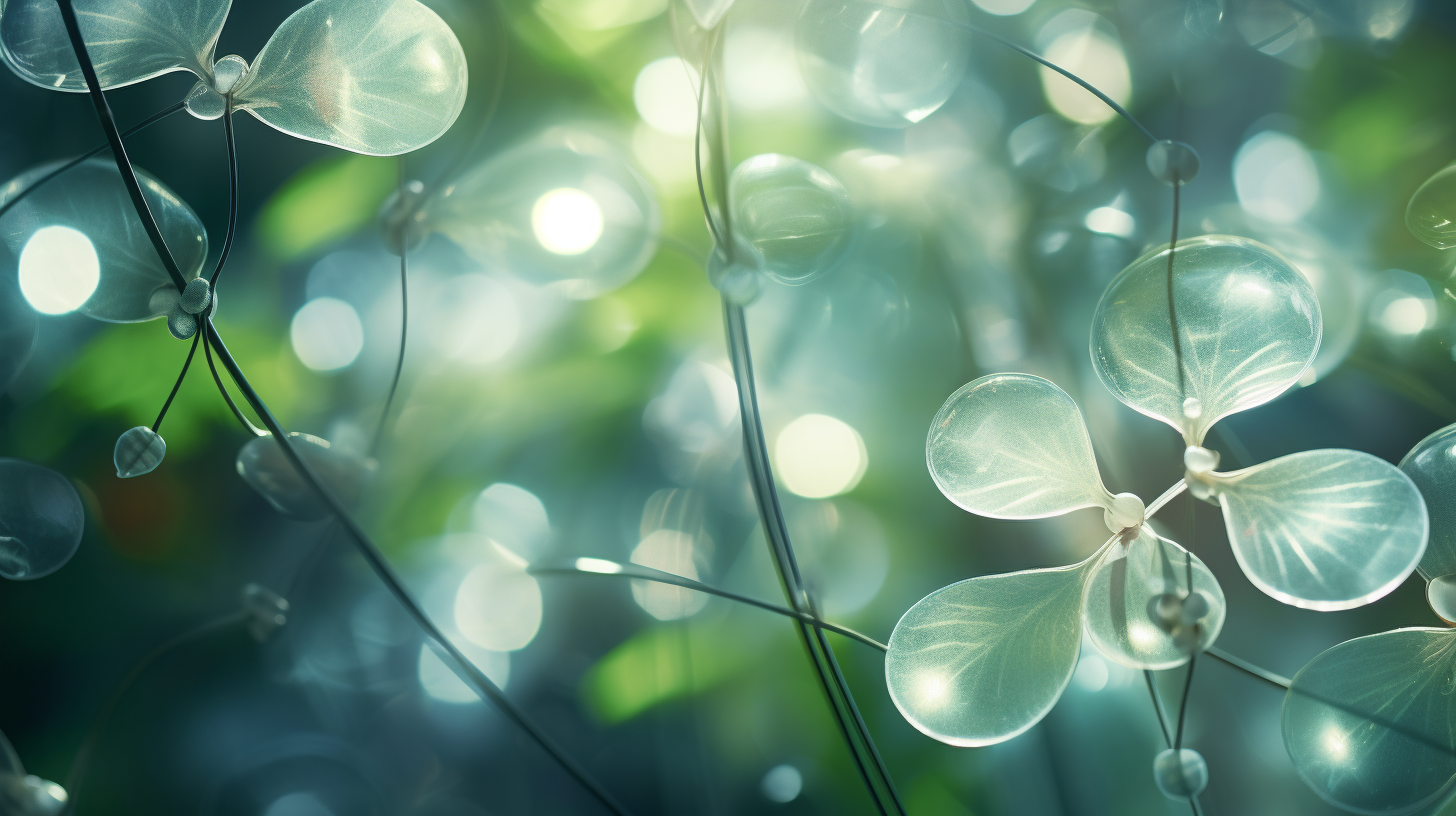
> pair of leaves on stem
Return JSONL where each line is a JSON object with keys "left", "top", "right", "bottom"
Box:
{"left": 0, "top": 0, "right": 468, "bottom": 156}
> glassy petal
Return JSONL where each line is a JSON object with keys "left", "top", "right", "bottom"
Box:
{"left": 1400, "top": 423, "right": 1456, "bottom": 581}
{"left": 235, "top": 432, "right": 377, "bottom": 521}
{"left": 729, "top": 154, "right": 853, "bottom": 285}
{"left": 231, "top": 0, "right": 468, "bottom": 156}
{"left": 1090, "top": 235, "right": 1321, "bottom": 445}
{"left": 885, "top": 551, "right": 1100, "bottom": 746}
{"left": 1083, "top": 527, "right": 1225, "bottom": 670}
{"left": 926, "top": 373, "right": 1113, "bottom": 520}
{"left": 1282, "top": 629, "right": 1456, "bottom": 814}
{"left": 0, "top": 160, "right": 206, "bottom": 322}
{"left": 0, "top": 458, "right": 84, "bottom": 581}
{"left": 1406, "top": 163, "right": 1456, "bottom": 250}
{"left": 1210, "top": 449, "right": 1427, "bottom": 611}
{"left": 0, "top": 0, "right": 227, "bottom": 91}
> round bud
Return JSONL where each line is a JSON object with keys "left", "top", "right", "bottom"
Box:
{"left": 1183, "top": 446, "right": 1219, "bottom": 475}
{"left": 114, "top": 426, "right": 165, "bottom": 478}
{"left": 1153, "top": 748, "right": 1208, "bottom": 799}
{"left": 706, "top": 248, "right": 763, "bottom": 306}
{"left": 1428, "top": 575, "right": 1456, "bottom": 624}
{"left": 1103, "top": 492, "right": 1145, "bottom": 532}
{"left": 167, "top": 309, "right": 197, "bottom": 340}
{"left": 181, "top": 278, "right": 212, "bottom": 314}
{"left": 1146, "top": 140, "right": 1200, "bottom": 187}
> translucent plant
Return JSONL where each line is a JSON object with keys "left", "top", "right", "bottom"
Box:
{"left": 235, "top": 432, "right": 378, "bottom": 521}
{"left": 0, "top": 727, "right": 66, "bottom": 815}
{"left": 0, "top": 458, "right": 85, "bottom": 581}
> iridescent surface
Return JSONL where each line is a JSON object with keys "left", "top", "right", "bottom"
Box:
{"left": 425, "top": 128, "right": 660, "bottom": 299}
{"left": 113, "top": 426, "right": 165, "bottom": 478}
{"left": 1209, "top": 449, "right": 1427, "bottom": 611}
{"left": 1153, "top": 748, "right": 1209, "bottom": 799}
{"left": 0, "top": 160, "right": 206, "bottom": 322}
{"left": 1083, "top": 528, "right": 1225, "bottom": 670}
{"left": 1399, "top": 422, "right": 1456, "bottom": 581}
{"left": 926, "top": 373, "right": 1113, "bottom": 520}
{"left": 235, "top": 433, "right": 375, "bottom": 521}
{"left": 0, "top": 458, "right": 84, "bottom": 581}
{"left": 1282, "top": 629, "right": 1456, "bottom": 815}
{"left": 1406, "top": 163, "right": 1456, "bottom": 249}
{"left": 795, "top": 0, "right": 970, "bottom": 128}
{"left": 885, "top": 551, "right": 1100, "bottom": 746}
{"left": 728, "top": 154, "right": 852, "bottom": 285}
{"left": 231, "top": 0, "right": 468, "bottom": 156}
{"left": 1090, "top": 235, "right": 1321, "bottom": 445}
{"left": 0, "top": 0, "right": 228, "bottom": 91}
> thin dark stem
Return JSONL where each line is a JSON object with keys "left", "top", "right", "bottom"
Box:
{"left": 1205, "top": 647, "right": 1290, "bottom": 690}
{"left": 1174, "top": 653, "right": 1197, "bottom": 750}
{"left": 528, "top": 561, "right": 888, "bottom": 652}
{"left": 208, "top": 101, "right": 239, "bottom": 288}
{"left": 0, "top": 101, "right": 185, "bottom": 223}
{"left": 151, "top": 331, "right": 202, "bottom": 432}
{"left": 1144, "top": 670, "right": 1173, "bottom": 746}
{"left": 203, "top": 330, "right": 264, "bottom": 436}
{"left": 372, "top": 159, "right": 410, "bottom": 457}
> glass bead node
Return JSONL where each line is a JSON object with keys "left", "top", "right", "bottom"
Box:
{"left": 1146, "top": 140, "right": 1201, "bottom": 186}
{"left": 184, "top": 81, "right": 225, "bottom": 120}
{"left": 1183, "top": 446, "right": 1219, "bottom": 474}
{"left": 1427, "top": 575, "right": 1456, "bottom": 623}
{"left": 210, "top": 54, "right": 248, "bottom": 94}
{"left": 1153, "top": 748, "right": 1208, "bottom": 799}
{"left": 0, "top": 458, "right": 84, "bottom": 581}
{"left": 181, "top": 278, "right": 211, "bottom": 314}
{"left": 114, "top": 426, "right": 165, "bottom": 478}
{"left": 236, "top": 432, "right": 376, "bottom": 521}
{"left": 167, "top": 310, "right": 197, "bottom": 340}
{"left": 705, "top": 248, "right": 762, "bottom": 305}
{"left": 1103, "top": 492, "right": 1145, "bottom": 532}
{"left": 728, "top": 154, "right": 853, "bottom": 285}
{"left": 1406, "top": 163, "right": 1456, "bottom": 249}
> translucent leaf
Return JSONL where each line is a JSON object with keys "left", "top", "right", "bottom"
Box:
{"left": 682, "top": 0, "right": 733, "bottom": 29}
{"left": 113, "top": 426, "right": 165, "bottom": 478}
{"left": 0, "top": 160, "right": 206, "bottom": 322}
{"left": 424, "top": 128, "right": 660, "bottom": 299}
{"left": 884, "top": 551, "right": 1100, "bottom": 746}
{"left": 1083, "top": 527, "right": 1225, "bottom": 670}
{"left": 1400, "top": 423, "right": 1456, "bottom": 581}
{"left": 231, "top": 0, "right": 468, "bottom": 156}
{"left": 0, "top": 0, "right": 227, "bottom": 91}
{"left": 235, "top": 433, "right": 376, "bottom": 521}
{"left": 1282, "top": 629, "right": 1456, "bottom": 815}
{"left": 1406, "top": 163, "right": 1456, "bottom": 250}
{"left": 1090, "top": 235, "right": 1321, "bottom": 446}
{"left": 1210, "top": 449, "right": 1427, "bottom": 611}
{"left": 728, "top": 154, "right": 852, "bottom": 285}
{"left": 0, "top": 458, "right": 84, "bottom": 581}
{"left": 926, "top": 373, "right": 1113, "bottom": 520}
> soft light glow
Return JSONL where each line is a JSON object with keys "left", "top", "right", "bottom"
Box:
{"left": 1039, "top": 20, "right": 1131, "bottom": 126}
{"left": 575, "top": 557, "right": 622, "bottom": 574}
{"left": 633, "top": 57, "right": 699, "bottom": 137}
{"left": 418, "top": 642, "right": 510, "bottom": 703}
{"left": 1073, "top": 653, "right": 1109, "bottom": 692}
{"left": 454, "top": 545, "right": 543, "bottom": 651}
{"left": 1085, "top": 207, "right": 1135, "bottom": 237}
{"left": 1378, "top": 296, "right": 1430, "bottom": 335}
{"left": 531, "top": 188, "right": 604, "bottom": 255}
{"left": 427, "top": 273, "right": 519, "bottom": 363}
{"left": 629, "top": 529, "right": 707, "bottom": 620}
{"left": 774, "top": 414, "right": 868, "bottom": 498}
{"left": 761, "top": 764, "right": 803, "bottom": 803}
{"left": 724, "top": 26, "right": 807, "bottom": 110}
{"left": 290, "top": 297, "right": 364, "bottom": 371}
{"left": 1234, "top": 131, "right": 1320, "bottom": 223}
{"left": 18, "top": 225, "right": 100, "bottom": 315}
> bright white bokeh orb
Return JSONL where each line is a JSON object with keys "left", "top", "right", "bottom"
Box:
{"left": 633, "top": 57, "right": 699, "bottom": 137}
{"left": 18, "top": 225, "right": 100, "bottom": 315}
{"left": 453, "top": 543, "right": 543, "bottom": 651}
{"left": 1038, "top": 14, "right": 1131, "bottom": 126}
{"left": 774, "top": 414, "right": 867, "bottom": 498}
{"left": 761, "top": 764, "right": 803, "bottom": 803}
{"left": 290, "top": 297, "right": 364, "bottom": 371}
{"left": 1235, "top": 131, "right": 1320, "bottom": 223}
{"left": 531, "top": 188, "right": 604, "bottom": 255}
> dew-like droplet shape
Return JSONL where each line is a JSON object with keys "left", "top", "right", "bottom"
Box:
{"left": 1406, "top": 163, "right": 1456, "bottom": 250}
{"left": 1153, "top": 748, "right": 1209, "bottom": 799}
{"left": 885, "top": 552, "right": 1100, "bottom": 746}
{"left": 1183, "top": 445, "right": 1219, "bottom": 475}
{"left": 728, "top": 154, "right": 853, "bottom": 285}
{"left": 795, "top": 0, "right": 971, "bottom": 129}
{"left": 166, "top": 309, "right": 197, "bottom": 339}
{"left": 454, "top": 537, "right": 543, "bottom": 651}
{"left": 1090, "top": 235, "right": 1321, "bottom": 446}
{"left": 378, "top": 179, "right": 428, "bottom": 256}
{"left": 1146, "top": 140, "right": 1200, "bottom": 187}
{"left": 1211, "top": 449, "right": 1427, "bottom": 611}
{"left": 236, "top": 432, "right": 376, "bottom": 521}
{"left": 1282, "top": 629, "right": 1456, "bottom": 815}
{"left": 1181, "top": 396, "right": 1202, "bottom": 419}
{"left": 0, "top": 458, "right": 84, "bottom": 581}
{"left": 210, "top": 53, "right": 247, "bottom": 93}
{"left": 927, "top": 373, "right": 1113, "bottom": 520}
{"left": 1399, "top": 422, "right": 1456, "bottom": 581}
{"left": 229, "top": 0, "right": 467, "bottom": 156}
{"left": 705, "top": 249, "right": 762, "bottom": 305}
{"left": 180, "top": 278, "right": 211, "bottom": 314}
{"left": 184, "top": 80, "right": 225, "bottom": 120}
{"left": 1102, "top": 492, "right": 1145, "bottom": 532}
{"left": 424, "top": 128, "right": 660, "bottom": 299}
{"left": 113, "top": 426, "right": 165, "bottom": 478}
{"left": 0, "top": 0, "right": 230, "bottom": 92}
{"left": 1084, "top": 527, "right": 1225, "bottom": 670}
{"left": 0, "top": 160, "right": 206, "bottom": 323}
{"left": 241, "top": 583, "right": 289, "bottom": 642}
{"left": 1426, "top": 575, "right": 1456, "bottom": 623}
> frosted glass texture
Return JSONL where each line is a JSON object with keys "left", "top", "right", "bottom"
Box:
{"left": 1406, "top": 163, "right": 1456, "bottom": 249}
{"left": 114, "top": 426, "right": 165, "bottom": 478}
{"left": 0, "top": 160, "right": 206, "bottom": 322}
{"left": 0, "top": 458, "right": 84, "bottom": 580}
{"left": 1083, "top": 528, "right": 1225, "bottom": 670}
{"left": 230, "top": 0, "right": 468, "bottom": 156}
{"left": 1400, "top": 422, "right": 1456, "bottom": 580}
{"left": 1209, "top": 449, "right": 1427, "bottom": 611}
{"left": 795, "top": 0, "right": 970, "bottom": 128}
{"left": 927, "top": 373, "right": 1114, "bottom": 519}
{"left": 236, "top": 433, "right": 375, "bottom": 521}
{"left": 728, "top": 154, "right": 852, "bottom": 285}
{"left": 1090, "top": 235, "right": 1321, "bottom": 445}
{"left": 0, "top": 0, "right": 228, "bottom": 91}
{"left": 1283, "top": 629, "right": 1456, "bottom": 815}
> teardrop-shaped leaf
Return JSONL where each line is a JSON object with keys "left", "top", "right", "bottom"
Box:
{"left": 0, "top": 160, "right": 206, "bottom": 322}
{"left": 1212, "top": 449, "right": 1427, "bottom": 611}
{"left": 1282, "top": 629, "right": 1456, "bottom": 815}
{"left": 1400, "top": 423, "right": 1456, "bottom": 581}
{"left": 231, "top": 0, "right": 468, "bottom": 156}
{"left": 926, "top": 373, "right": 1112, "bottom": 520}
{"left": 113, "top": 426, "right": 165, "bottom": 478}
{"left": 1083, "top": 527, "right": 1225, "bottom": 670}
{"left": 885, "top": 549, "right": 1102, "bottom": 746}
{"left": 1090, "top": 235, "right": 1321, "bottom": 445}
{"left": 0, "top": 0, "right": 228, "bottom": 91}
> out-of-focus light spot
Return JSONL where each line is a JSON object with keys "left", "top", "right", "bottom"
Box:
{"left": 428, "top": 274, "right": 519, "bottom": 364}
{"left": 535, "top": 0, "right": 667, "bottom": 31}
{"left": 725, "top": 26, "right": 807, "bottom": 110}
{"left": 532, "top": 188, "right": 603, "bottom": 255}
{"left": 1370, "top": 270, "right": 1436, "bottom": 337}
{"left": 633, "top": 57, "right": 699, "bottom": 137}
{"left": 774, "top": 414, "right": 867, "bottom": 498}
{"left": 454, "top": 543, "right": 543, "bottom": 651}
{"left": 630, "top": 529, "right": 707, "bottom": 620}
{"left": 973, "top": 0, "right": 1036, "bottom": 14}
{"left": 1323, "top": 727, "right": 1350, "bottom": 762}
{"left": 631, "top": 123, "right": 696, "bottom": 190}
{"left": 1073, "top": 653, "right": 1109, "bottom": 691}
{"left": 19, "top": 225, "right": 99, "bottom": 315}
{"left": 1234, "top": 131, "right": 1319, "bottom": 224}
{"left": 418, "top": 642, "right": 510, "bottom": 703}
{"left": 290, "top": 297, "right": 364, "bottom": 371}
{"left": 1378, "top": 296, "right": 1430, "bottom": 335}
{"left": 472, "top": 483, "right": 551, "bottom": 560}
{"left": 576, "top": 557, "right": 622, "bottom": 574}
{"left": 1085, "top": 207, "right": 1135, "bottom": 237}
{"left": 1038, "top": 15, "right": 1130, "bottom": 126}
{"left": 761, "top": 765, "right": 804, "bottom": 803}
{"left": 644, "top": 361, "right": 740, "bottom": 454}
{"left": 263, "top": 792, "right": 336, "bottom": 816}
